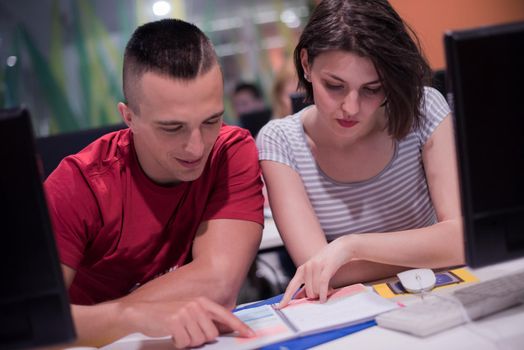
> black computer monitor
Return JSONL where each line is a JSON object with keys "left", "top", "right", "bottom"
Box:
{"left": 36, "top": 123, "right": 126, "bottom": 178}
{"left": 445, "top": 21, "right": 524, "bottom": 267}
{"left": 290, "top": 92, "right": 313, "bottom": 114}
{"left": 239, "top": 107, "right": 272, "bottom": 138}
{"left": 0, "top": 108, "right": 75, "bottom": 349}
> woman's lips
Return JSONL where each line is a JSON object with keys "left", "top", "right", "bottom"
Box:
{"left": 336, "top": 119, "right": 358, "bottom": 128}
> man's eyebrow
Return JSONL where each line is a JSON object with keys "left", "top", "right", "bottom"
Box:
{"left": 154, "top": 111, "right": 224, "bottom": 126}
{"left": 205, "top": 111, "right": 224, "bottom": 121}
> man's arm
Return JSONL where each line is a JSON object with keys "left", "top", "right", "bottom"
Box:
{"left": 63, "top": 219, "right": 261, "bottom": 347}
{"left": 125, "top": 218, "right": 262, "bottom": 308}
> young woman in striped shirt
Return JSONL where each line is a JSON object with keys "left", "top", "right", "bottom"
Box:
{"left": 256, "top": 0, "right": 464, "bottom": 306}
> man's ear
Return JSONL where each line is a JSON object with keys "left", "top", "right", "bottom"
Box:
{"left": 118, "top": 102, "right": 133, "bottom": 128}
{"left": 300, "top": 48, "right": 311, "bottom": 79}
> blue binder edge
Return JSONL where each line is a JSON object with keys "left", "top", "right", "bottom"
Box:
{"left": 234, "top": 294, "right": 377, "bottom": 350}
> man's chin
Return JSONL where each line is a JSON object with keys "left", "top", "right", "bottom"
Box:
{"left": 175, "top": 168, "right": 205, "bottom": 182}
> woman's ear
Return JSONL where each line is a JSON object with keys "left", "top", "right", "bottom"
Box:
{"left": 300, "top": 49, "right": 311, "bottom": 81}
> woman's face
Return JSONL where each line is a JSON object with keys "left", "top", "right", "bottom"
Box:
{"left": 302, "top": 49, "right": 387, "bottom": 140}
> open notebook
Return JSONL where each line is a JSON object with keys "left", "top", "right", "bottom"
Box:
{"left": 205, "top": 283, "right": 399, "bottom": 349}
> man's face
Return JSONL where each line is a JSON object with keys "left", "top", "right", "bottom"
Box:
{"left": 119, "top": 65, "right": 224, "bottom": 185}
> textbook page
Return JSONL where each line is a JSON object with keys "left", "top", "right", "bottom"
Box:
{"left": 280, "top": 286, "right": 399, "bottom": 335}
{"left": 205, "top": 284, "right": 399, "bottom": 349}
{"left": 204, "top": 304, "right": 295, "bottom": 350}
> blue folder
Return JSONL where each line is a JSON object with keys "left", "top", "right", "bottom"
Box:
{"left": 234, "top": 294, "right": 377, "bottom": 350}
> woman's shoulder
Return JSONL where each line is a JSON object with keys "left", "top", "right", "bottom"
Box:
{"left": 411, "top": 86, "right": 451, "bottom": 144}
{"left": 422, "top": 86, "right": 449, "bottom": 112}
{"left": 259, "top": 111, "right": 304, "bottom": 139}
{"left": 272, "top": 111, "right": 303, "bottom": 128}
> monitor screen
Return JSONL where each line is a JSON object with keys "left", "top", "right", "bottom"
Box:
{"left": 36, "top": 123, "right": 126, "bottom": 179}
{"left": 290, "top": 92, "right": 313, "bottom": 115}
{"left": 0, "top": 108, "right": 75, "bottom": 349}
{"left": 445, "top": 21, "right": 524, "bottom": 267}
{"left": 239, "top": 107, "right": 272, "bottom": 138}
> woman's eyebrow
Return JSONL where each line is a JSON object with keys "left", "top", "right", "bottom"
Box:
{"left": 323, "top": 72, "right": 382, "bottom": 86}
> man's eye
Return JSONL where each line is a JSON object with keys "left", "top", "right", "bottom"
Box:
{"left": 161, "top": 127, "right": 182, "bottom": 133}
{"left": 204, "top": 118, "right": 220, "bottom": 125}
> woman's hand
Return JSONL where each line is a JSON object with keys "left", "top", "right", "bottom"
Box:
{"left": 278, "top": 235, "right": 356, "bottom": 308}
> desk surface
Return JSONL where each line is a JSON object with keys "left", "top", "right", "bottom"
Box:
{"left": 312, "top": 256, "right": 524, "bottom": 350}
{"left": 74, "top": 257, "right": 524, "bottom": 350}
{"left": 96, "top": 257, "right": 524, "bottom": 350}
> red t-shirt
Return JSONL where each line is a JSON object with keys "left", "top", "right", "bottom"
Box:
{"left": 44, "top": 125, "right": 264, "bottom": 305}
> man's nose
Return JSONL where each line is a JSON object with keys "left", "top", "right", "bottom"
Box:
{"left": 184, "top": 129, "right": 205, "bottom": 159}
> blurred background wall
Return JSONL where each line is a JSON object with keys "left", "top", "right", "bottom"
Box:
{"left": 1, "top": 0, "right": 523, "bottom": 136}
{"left": 390, "top": 0, "right": 524, "bottom": 69}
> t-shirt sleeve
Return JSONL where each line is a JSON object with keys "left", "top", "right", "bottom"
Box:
{"left": 202, "top": 129, "right": 264, "bottom": 226}
{"left": 416, "top": 86, "right": 452, "bottom": 145}
{"left": 44, "top": 158, "right": 101, "bottom": 270}
{"left": 256, "top": 119, "right": 298, "bottom": 171}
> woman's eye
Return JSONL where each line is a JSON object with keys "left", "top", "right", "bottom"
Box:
{"left": 362, "top": 86, "right": 382, "bottom": 95}
{"left": 325, "top": 83, "right": 344, "bottom": 91}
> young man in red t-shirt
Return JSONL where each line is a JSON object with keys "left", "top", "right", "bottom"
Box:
{"left": 44, "top": 19, "right": 264, "bottom": 348}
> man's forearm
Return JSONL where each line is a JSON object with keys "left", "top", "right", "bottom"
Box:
{"left": 124, "top": 259, "right": 241, "bottom": 308}
{"left": 68, "top": 302, "right": 130, "bottom": 347}
{"left": 65, "top": 263, "right": 232, "bottom": 347}
{"left": 68, "top": 291, "right": 252, "bottom": 348}
{"left": 126, "top": 220, "right": 262, "bottom": 308}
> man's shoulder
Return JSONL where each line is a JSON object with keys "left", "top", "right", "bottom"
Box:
{"left": 48, "top": 128, "right": 132, "bottom": 183}
{"left": 218, "top": 123, "right": 251, "bottom": 139}
{"left": 204, "top": 124, "right": 259, "bottom": 171}
{"left": 214, "top": 123, "right": 255, "bottom": 150}
{"left": 67, "top": 129, "right": 131, "bottom": 172}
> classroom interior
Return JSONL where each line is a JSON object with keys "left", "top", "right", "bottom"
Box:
{"left": 1, "top": 0, "right": 524, "bottom": 349}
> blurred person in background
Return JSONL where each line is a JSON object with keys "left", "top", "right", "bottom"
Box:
{"left": 271, "top": 59, "right": 299, "bottom": 119}
{"left": 231, "top": 82, "right": 267, "bottom": 119}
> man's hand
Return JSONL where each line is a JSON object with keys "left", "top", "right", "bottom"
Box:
{"left": 122, "top": 296, "right": 254, "bottom": 348}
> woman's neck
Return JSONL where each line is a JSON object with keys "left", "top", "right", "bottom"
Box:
{"left": 301, "top": 107, "right": 395, "bottom": 183}
{"left": 302, "top": 106, "right": 389, "bottom": 153}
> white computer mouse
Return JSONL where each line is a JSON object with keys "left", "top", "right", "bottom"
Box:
{"left": 397, "top": 268, "right": 436, "bottom": 293}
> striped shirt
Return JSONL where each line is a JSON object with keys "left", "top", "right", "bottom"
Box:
{"left": 256, "top": 87, "right": 451, "bottom": 240}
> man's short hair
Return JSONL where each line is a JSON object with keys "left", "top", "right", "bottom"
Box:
{"left": 123, "top": 19, "right": 218, "bottom": 112}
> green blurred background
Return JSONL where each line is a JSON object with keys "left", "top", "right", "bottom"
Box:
{"left": 0, "top": 0, "right": 313, "bottom": 136}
